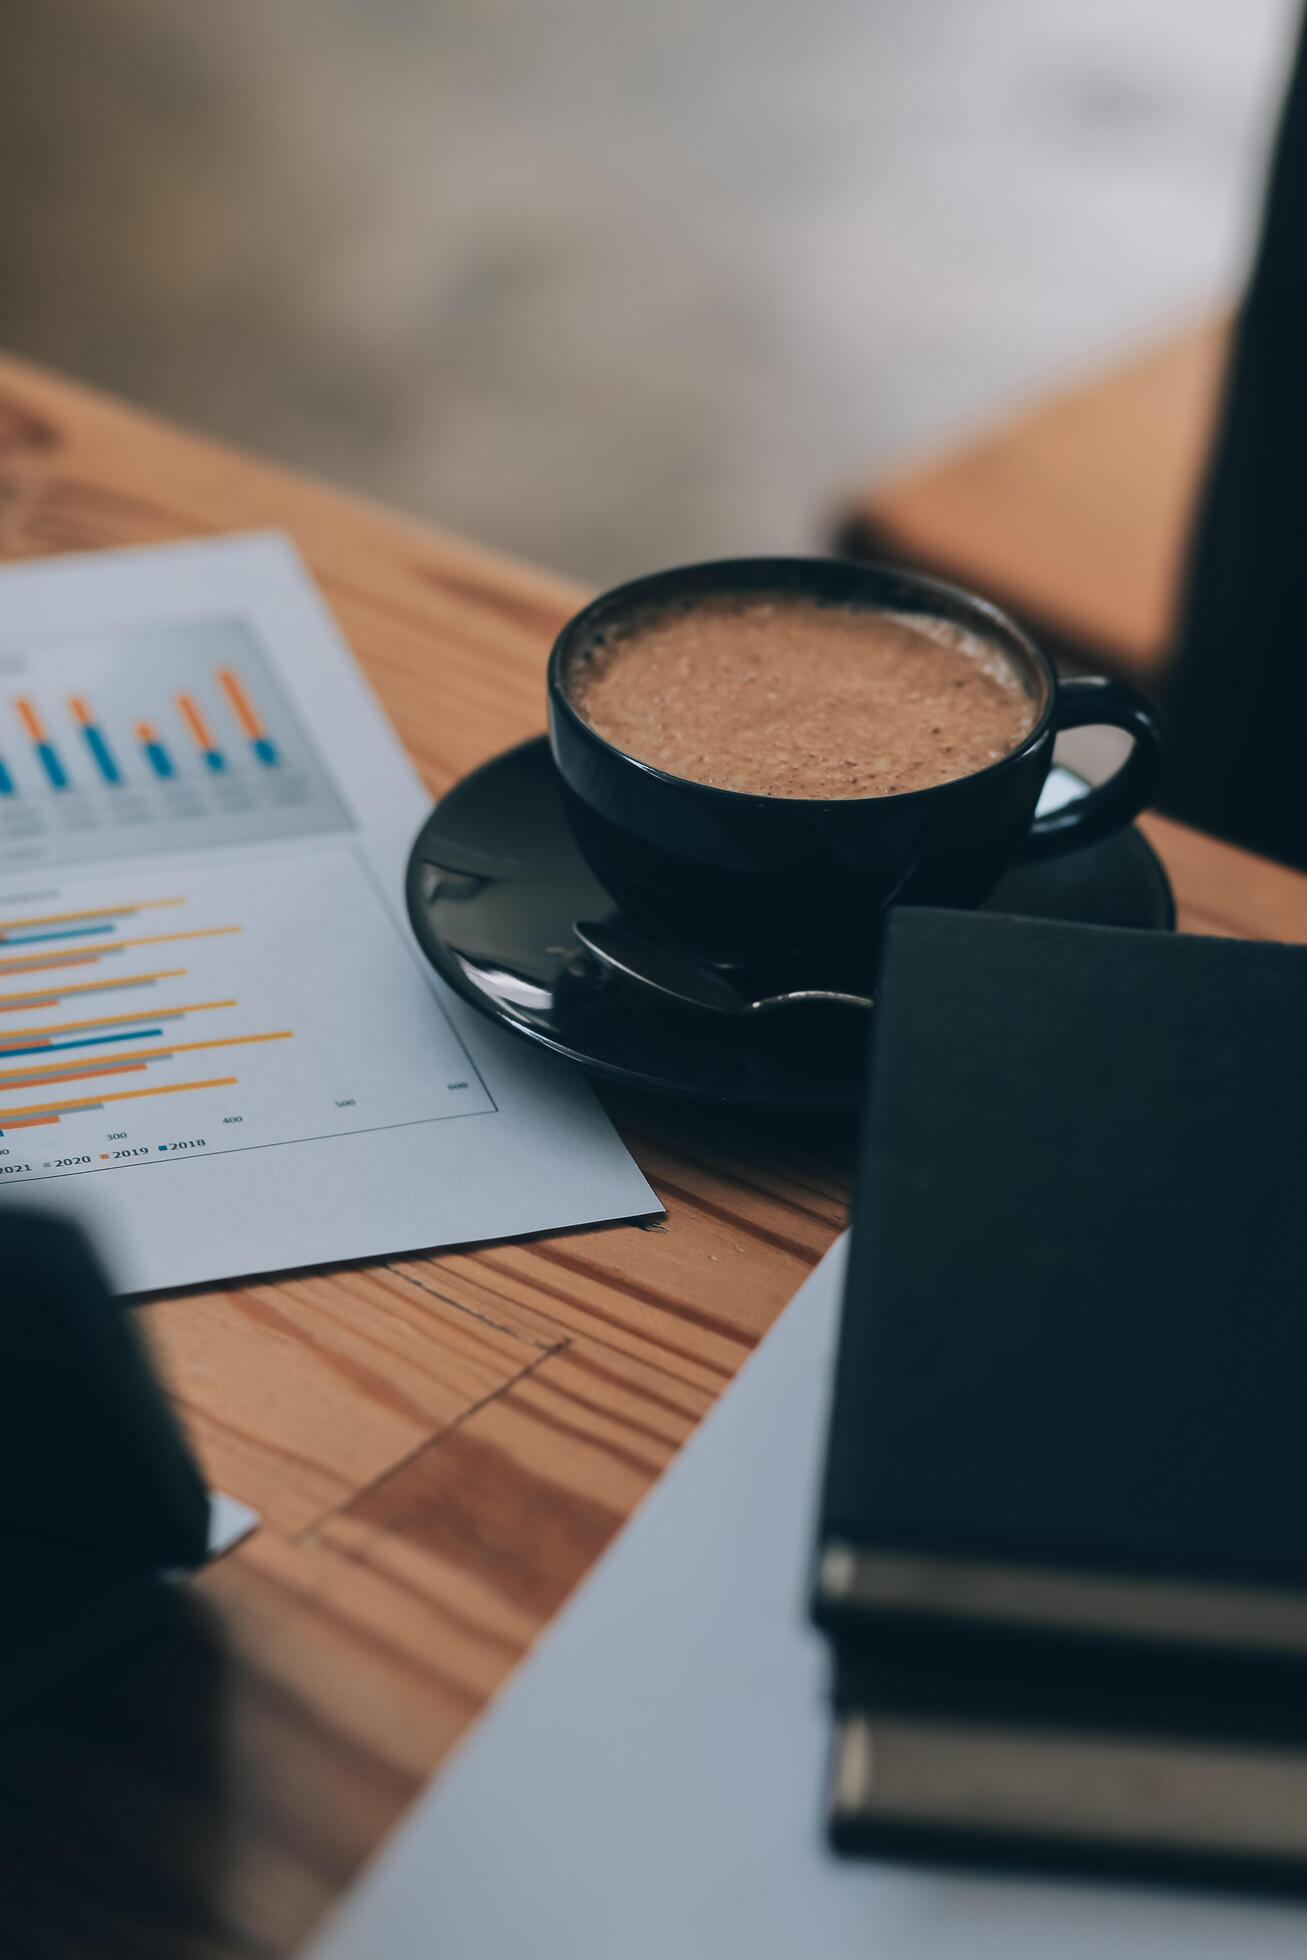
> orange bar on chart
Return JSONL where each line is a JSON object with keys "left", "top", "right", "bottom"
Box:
{"left": 0, "top": 1029, "right": 290, "bottom": 1088}
{"left": 0, "top": 967, "right": 186, "bottom": 1012}
{"left": 0, "top": 925, "right": 238, "bottom": 976}
{"left": 14, "top": 697, "right": 47, "bottom": 743}
{"left": 0, "top": 953, "right": 101, "bottom": 978}
{"left": 0, "top": 1075, "right": 238, "bottom": 1122}
{"left": 0, "top": 1000, "right": 237, "bottom": 1051}
{"left": 0, "top": 1065, "right": 150, "bottom": 1099}
{"left": 217, "top": 669, "right": 279, "bottom": 765}
{"left": 176, "top": 691, "right": 227, "bottom": 773}
{"left": 0, "top": 900, "right": 184, "bottom": 937}
{"left": 217, "top": 669, "right": 264, "bottom": 739}
{"left": 14, "top": 695, "right": 70, "bottom": 790}
{"left": 177, "top": 693, "right": 214, "bottom": 748}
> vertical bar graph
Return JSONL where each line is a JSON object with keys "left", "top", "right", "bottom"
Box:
{"left": 14, "top": 697, "right": 69, "bottom": 791}
{"left": 176, "top": 692, "right": 226, "bottom": 773}
{"left": 218, "top": 668, "right": 280, "bottom": 767}
{"left": 1, "top": 620, "right": 350, "bottom": 871}
{"left": 135, "top": 721, "right": 174, "bottom": 779}
{"left": 69, "top": 695, "right": 122, "bottom": 785}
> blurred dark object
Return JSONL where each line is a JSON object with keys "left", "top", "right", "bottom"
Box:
{"left": 0, "top": 1591, "right": 237, "bottom": 1955}
{"left": 1164, "top": 10, "right": 1307, "bottom": 866}
{"left": 834, "top": 318, "right": 1228, "bottom": 690}
{"left": 0, "top": 1208, "right": 210, "bottom": 1723}
{"left": 0, "top": 1209, "right": 209, "bottom": 1567}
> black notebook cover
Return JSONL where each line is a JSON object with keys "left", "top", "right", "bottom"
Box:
{"left": 815, "top": 910, "right": 1307, "bottom": 1651}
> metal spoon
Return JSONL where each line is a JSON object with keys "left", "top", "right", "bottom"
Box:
{"left": 572, "top": 920, "right": 873, "bottom": 1017}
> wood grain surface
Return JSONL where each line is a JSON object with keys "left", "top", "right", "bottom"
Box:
{"left": 0, "top": 349, "right": 1300, "bottom": 1959}
{"left": 838, "top": 317, "right": 1229, "bottom": 683}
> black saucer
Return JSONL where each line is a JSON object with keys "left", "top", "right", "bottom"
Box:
{"left": 406, "top": 738, "right": 1174, "bottom": 1107}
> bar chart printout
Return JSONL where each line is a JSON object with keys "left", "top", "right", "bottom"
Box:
{"left": 0, "top": 856, "right": 495, "bottom": 1164}
{"left": 0, "top": 535, "right": 655, "bottom": 1296}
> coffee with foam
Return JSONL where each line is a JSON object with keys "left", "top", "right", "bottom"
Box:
{"left": 565, "top": 591, "right": 1037, "bottom": 800}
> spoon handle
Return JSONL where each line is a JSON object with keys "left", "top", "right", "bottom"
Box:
{"left": 751, "top": 988, "right": 873, "bottom": 1013}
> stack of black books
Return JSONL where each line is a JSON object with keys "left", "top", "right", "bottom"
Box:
{"left": 812, "top": 909, "right": 1307, "bottom": 1888}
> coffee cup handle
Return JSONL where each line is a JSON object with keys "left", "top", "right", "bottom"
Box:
{"left": 1019, "top": 676, "right": 1165, "bottom": 862}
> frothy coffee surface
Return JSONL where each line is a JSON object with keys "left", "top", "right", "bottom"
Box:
{"left": 566, "top": 592, "right": 1037, "bottom": 799}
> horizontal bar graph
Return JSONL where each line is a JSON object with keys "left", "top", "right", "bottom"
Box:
{"left": 0, "top": 834, "right": 495, "bottom": 1212}
{"left": 0, "top": 1000, "right": 237, "bottom": 1057}
{"left": 0, "top": 884, "right": 301, "bottom": 1138}
{"left": 1, "top": 1057, "right": 152, "bottom": 1096}
{"left": 0, "top": 967, "right": 186, "bottom": 1013}
{"left": 0, "top": 924, "right": 239, "bottom": 977}
{"left": 0, "top": 1075, "right": 239, "bottom": 1130}
{"left": 0, "top": 899, "right": 184, "bottom": 947}
{"left": 0, "top": 966, "right": 293, "bottom": 1133}
{"left": 0, "top": 1027, "right": 167, "bottom": 1062}
{"left": 0, "top": 1029, "right": 292, "bottom": 1093}
{"left": 1, "top": 924, "right": 116, "bottom": 947}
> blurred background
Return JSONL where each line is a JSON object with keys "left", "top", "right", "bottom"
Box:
{"left": 0, "top": 0, "right": 1296, "bottom": 586}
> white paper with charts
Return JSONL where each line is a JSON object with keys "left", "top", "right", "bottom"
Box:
{"left": 0, "top": 534, "right": 656, "bottom": 1293}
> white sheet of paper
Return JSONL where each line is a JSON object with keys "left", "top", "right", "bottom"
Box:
{"left": 308, "top": 1239, "right": 1307, "bottom": 1960}
{"left": 0, "top": 535, "right": 656, "bottom": 1292}
{"left": 206, "top": 1492, "right": 259, "bottom": 1560}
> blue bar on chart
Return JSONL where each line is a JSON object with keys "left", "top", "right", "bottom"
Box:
{"left": 14, "top": 697, "right": 69, "bottom": 790}
{"left": 0, "top": 755, "right": 13, "bottom": 797}
{"left": 69, "top": 695, "right": 122, "bottom": 785}
{"left": 0, "top": 1027, "right": 163, "bottom": 1061}
{"left": 135, "top": 720, "right": 175, "bottom": 779}
{"left": 0, "top": 897, "right": 185, "bottom": 950}
{"left": 0, "top": 924, "right": 115, "bottom": 947}
{"left": 176, "top": 692, "right": 226, "bottom": 773}
{"left": 218, "top": 667, "right": 280, "bottom": 767}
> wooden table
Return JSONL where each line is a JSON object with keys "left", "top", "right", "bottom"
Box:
{"left": 2, "top": 353, "right": 1306, "bottom": 1960}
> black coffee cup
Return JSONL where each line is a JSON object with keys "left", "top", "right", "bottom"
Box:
{"left": 547, "top": 557, "right": 1164, "bottom": 960}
